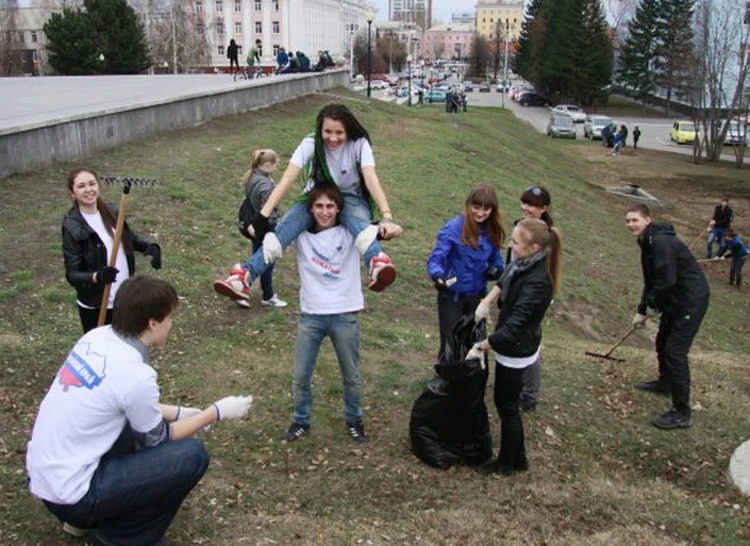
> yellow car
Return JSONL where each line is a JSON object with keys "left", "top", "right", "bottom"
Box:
{"left": 670, "top": 120, "right": 697, "bottom": 144}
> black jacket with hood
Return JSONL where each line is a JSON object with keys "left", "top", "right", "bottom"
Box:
{"left": 637, "top": 222, "right": 709, "bottom": 315}
{"left": 62, "top": 205, "right": 154, "bottom": 308}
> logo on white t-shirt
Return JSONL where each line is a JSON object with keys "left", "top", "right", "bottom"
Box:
{"left": 57, "top": 343, "right": 107, "bottom": 392}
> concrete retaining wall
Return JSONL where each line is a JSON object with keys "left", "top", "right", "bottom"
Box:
{"left": 0, "top": 71, "right": 349, "bottom": 179}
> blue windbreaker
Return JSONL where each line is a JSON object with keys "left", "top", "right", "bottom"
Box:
{"left": 427, "top": 215, "right": 504, "bottom": 298}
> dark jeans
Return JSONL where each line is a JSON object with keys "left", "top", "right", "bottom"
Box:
{"left": 79, "top": 306, "right": 112, "bottom": 333}
{"left": 436, "top": 291, "right": 483, "bottom": 362}
{"left": 730, "top": 255, "right": 746, "bottom": 286}
{"left": 44, "top": 427, "right": 209, "bottom": 546}
{"left": 229, "top": 58, "right": 239, "bottom": 72}
{"left": 655, "top": 297, "right": 709, "bottom": 413}
{"left": 493, "top": 363, "right": 527, "bottom": 470}
{"left": 252, "top": 238, "right": 275, "bottom": 300}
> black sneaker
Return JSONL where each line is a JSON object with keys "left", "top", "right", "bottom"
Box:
{"left": 634, "top": 380, "right": 671, "bottom": 397}
{"left": 652, "top": 408, "right": 693, "bottom": 430}
{"left": 520, "top": 399, "right": 537, "bottom": 412}
{"left": 475, "top": 459, "right": 515, "bottom": 476}
{"left": 281, "top": 422, "right": 309, "bottom": 442}
{"left": 346, "top": 421, "right": 368, "bottom": 443}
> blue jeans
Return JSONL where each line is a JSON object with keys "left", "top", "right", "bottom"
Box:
{"left": 292, "top": 312, "right": 363, "bottom": 426}
{"left": 706, "top": 227, "right": 726, "bottom": 258}
{"left": 244, "top": 193, "right": 380, "bottom": 282}
{"left": 43, "top": 427, "right": 209, "bottom": 546}
{"left": 251, "top": 238, "right": 275, "bottom": 300}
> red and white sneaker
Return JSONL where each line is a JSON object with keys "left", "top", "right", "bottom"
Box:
{"left": 368, "top": 252, "right": 397, "bottom": 292}
{"left": 213, "top": 263, "right": 250, "bottom": 300}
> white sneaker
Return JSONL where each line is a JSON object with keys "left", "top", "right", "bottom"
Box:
{"left": 262, "top": 295, "right": 288, "bottom": 308}
{"left": 62, "top": 522, "right": 89, "bottom": 537}
{"left": 235, "top": 299, "right": 251, "bottom": 309}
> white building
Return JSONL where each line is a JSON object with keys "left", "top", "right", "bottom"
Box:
{"left": 195, "top": 0, "right": 374, "bottom": 67}
{"left": 388, "top": 0, "right": 431, "bottom": 31}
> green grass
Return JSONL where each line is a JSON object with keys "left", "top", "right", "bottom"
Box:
{"left": 1, "top": 89, "right": 749, "bottom": 545}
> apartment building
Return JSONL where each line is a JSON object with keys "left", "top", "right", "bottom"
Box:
{"left": 388, "top": 0, "right": 431, "bottom": 31}
{"left": 476, "top": 0, "right": 523, "bottom": 41}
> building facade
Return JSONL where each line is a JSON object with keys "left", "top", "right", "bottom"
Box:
{"left": 476, "top": 0, "right": 523, "bottom": 41}
{"left": 388, "top": 0, "right": 432, "bottom": 31}
{"left": 421, "top": 22, "right": 474, "bottom": 61}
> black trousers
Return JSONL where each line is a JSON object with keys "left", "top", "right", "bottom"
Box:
{"left": 79, "top": 306, "right": 112, "bottom": 334}
{"left": 493, "top": 363, "right": 527, "bottom": 470}
{"left": 436, "top": 291, "right": 483, "bottom": 362}
{"left": 655, "top": 297, "right": 709, "bottom": 412}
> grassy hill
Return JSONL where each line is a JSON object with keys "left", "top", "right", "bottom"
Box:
{"left": 1, "top": 89, "right": 748, "bottom": 545}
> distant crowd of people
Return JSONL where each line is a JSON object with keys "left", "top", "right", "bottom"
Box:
{"left": 226, "top": 38, "right": 336, "bottom": 77}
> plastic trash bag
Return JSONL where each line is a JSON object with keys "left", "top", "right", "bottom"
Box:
{"left": 409, "top": 314, "right": 493, "bottom": 469}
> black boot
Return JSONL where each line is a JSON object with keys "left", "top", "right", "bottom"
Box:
{"left": 634, "top": 380, "right": 671, "bottom": 396}
{"left": 652, "top": 407, "right": 693, "bottom": 429}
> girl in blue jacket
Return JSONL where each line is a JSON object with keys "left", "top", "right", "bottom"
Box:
{"left": 427, "top": 185, "right": 505, "bottom": 360}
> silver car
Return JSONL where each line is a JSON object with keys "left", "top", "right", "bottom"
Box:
{"left": 583, "top": 115, "right": 613, "bottom": 139}
{"left": 547, "top": 115, "right": 577, "bottom": 139}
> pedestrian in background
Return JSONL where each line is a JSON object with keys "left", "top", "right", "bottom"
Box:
{"left": 633, "top": 126, "right": 641, "bottom": 149}
{"left": 706, "top": 196, "right": 733, "bottom": 258}
{"left": 227, "top": 39, "right": 239, "bottom": 74}
{"left": 717, "top": 229, "right": 748, "bottom": 288}
{"left": 275, "top": 47, "right": 289, "bottom": 75}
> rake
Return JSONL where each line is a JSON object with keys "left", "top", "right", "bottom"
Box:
{"left": 585, "top": 325, "right": 638, "bottom": 363}
{"left": 97, "top": 176, "right": 160, "bottom": 326}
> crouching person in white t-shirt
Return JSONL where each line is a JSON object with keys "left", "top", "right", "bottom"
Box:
{"left": 26, "top": 275, "right": 253, "bottom": 546}
{"left": 281, "top": 184, "right": 374, "bottom": 444}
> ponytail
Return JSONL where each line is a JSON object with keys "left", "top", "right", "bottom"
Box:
{"left": 516, "top": 218, "right": 562, "bottom": 294}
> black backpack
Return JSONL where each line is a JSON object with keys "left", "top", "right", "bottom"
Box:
{"left": 237, "top": 196, "right": 255, "bottom": 240}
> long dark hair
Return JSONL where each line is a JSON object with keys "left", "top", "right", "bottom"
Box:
{"left": 520, "top": 185, "right": 554, "bottom": 227}
{"left": 462, "top": 184, "right": 505, "bottom": 249}
{"left": 67, "top": 168, "right": 131, "bottom": 253}
{"left": 310, "top": 103, "right": 370, "bottom": 187}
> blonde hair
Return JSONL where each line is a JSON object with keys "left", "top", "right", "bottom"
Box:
{"left": 517, "top": 218, "right": 562, "bottom": 294}
{"left": 243, "top": 149, "right": 279, "bottom": 181}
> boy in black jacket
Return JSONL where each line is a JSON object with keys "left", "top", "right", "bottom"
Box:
{"left": 706, "top": 196, "right": 733, "bottom": 258}
{"left": 626, "top": 204, "right": 710, "bottom": 429}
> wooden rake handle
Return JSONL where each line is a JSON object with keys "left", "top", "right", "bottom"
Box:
{"left": 97, "top": 184, "right": 131, "bottom": 326}
{"left": 603, "top": 324, "right": 638, "bottom": 358}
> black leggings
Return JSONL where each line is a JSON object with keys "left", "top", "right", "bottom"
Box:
{"left": 78, "top": 306, "right": 112, "bottom": 334}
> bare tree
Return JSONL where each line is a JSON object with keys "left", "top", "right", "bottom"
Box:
{"left": 0, "top": 0, "right": 24, "bottom": 76}
{"left": 685, "top": 0, "right": 749, "bottom": 165}
{"left": 138, "top": 0, "right": 209, "bottom": 73}
{"left": 607, "top": 0, "right": 638, "bottom": 33}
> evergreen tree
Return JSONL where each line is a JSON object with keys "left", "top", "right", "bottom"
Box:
{"left": 535, "top": 0, "right": 573, "bottom": 97}
{"left": 566, "top": 0, "right": 614, "bottom": 105}
{"left": 43, "top": 8, "right": 100, "bottom": 75}
{"left": 618, "top": 0, "right": 662, "bottom": 104}
{"left": 512, "top": 0, "right": 545, "bottom": 81}
{"left": 84, "top": 0, "right": 151, "bottom": 74}
{"left": 654, "top": 0, "right": 695, "bottom": 116}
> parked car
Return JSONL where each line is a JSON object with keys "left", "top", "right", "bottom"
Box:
{"left": 719, "top": 119, "right": 747, "bottom": 146}
{"left": 368, "top": 79, "right": 389, "bottom": 90}
{"left": 462, "top": 80, "right": 474, "bottom": 92}
{"left": 424, "top": 90, "right": 447, "bottom": 103}
{"left": 547, "top": 115, "right": 577, "bottom": 139}
{"left": 479, "top": 81, "right": 491, "bottom": 92}
{"left": 510, "top": 85, "right": 534, "bottom": 101}
{"left": 496, "top": 79, "right": 510, "bottom": 93}
{"left": 670, "top": 120, "right": 697, "bottom": 144}
{"left": 583, "top": 115, "right": 613, "bottom": 139}
{"left": 551, "top": 104, "right": 586, "bottom": 123}
{"left": 517, "top": 91, "right": 549, "bottom": 107}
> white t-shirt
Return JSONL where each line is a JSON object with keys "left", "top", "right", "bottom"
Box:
{"left": 296, "top": 225, "right": 364, "bottom": 314}
{"left": 26, "top": 326, "right": 163, "bottom": 505}
{"left": 494, "top": 345, "right": 541, "bottom": 369}
{"left": 80, "top": 210, "right": 129, "bottom": 309}
{"left": 290, "top": 136, "right": 376, "bottom": 197}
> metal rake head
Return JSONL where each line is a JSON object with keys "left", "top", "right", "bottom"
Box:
{"left": 584, "top": 351, "right": 625, "bottom": 363}
{"left": 100, "top": 176, "right": 161, "bottom": 190}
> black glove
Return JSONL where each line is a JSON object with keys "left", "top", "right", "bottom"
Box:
{"left": 250, "top": 214, "right": 274, "bottom": 241}
{"left": 145, "top": 243, "right": 162, "bottom": 270}
{"left": 434, "top": 278, "right": 449, "bottom": 292}
{"left": 485, "top": 266, "right": 502, "bottom": 281}
{"left": 95, "top": 266, "right": 119, "bottom": 284}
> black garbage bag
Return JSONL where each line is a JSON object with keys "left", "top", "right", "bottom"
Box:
{"left": 409, "top": 314, "right": 493, "bottom": 469}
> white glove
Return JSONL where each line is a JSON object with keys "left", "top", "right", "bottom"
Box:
{"left": 176, "top": 406, "right": 202, "bottom": 421}
{"left": 632, "top": 313, "right": 648, "bottom": 329}
{"left": 645, "top": 307, "right": 660, "bottom": 318}
{"left": 465, "top": 342, "right": 486, "bottom": 370}
{"left": 474, "top": 300, "right": 490, "bottom": 323}
{"left": 213, "top": 395, "right": 253, "bottom": 421}
{"left": 262, "top": 232, "right": 282, "bottom": 265}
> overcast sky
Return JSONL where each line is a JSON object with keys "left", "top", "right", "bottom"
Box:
{"left": 370, "top": 0, "right": 477, "bottom": 22}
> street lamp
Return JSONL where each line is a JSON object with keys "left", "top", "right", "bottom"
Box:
{"left": 366, "top": 10, "right": 374, "bottom": 98}
{"left": 346, "top": 23, "right": 358, "bottom": 80}
{"left": 407, "top": 54, "right": 413, "bottom": 107}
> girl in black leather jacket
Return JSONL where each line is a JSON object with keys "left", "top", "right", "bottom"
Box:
{"left": 476, "top": 218, "right": 562, "bottom": 476}
{"left": 63, "top": 168, "right": 161, "bottom": 332}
